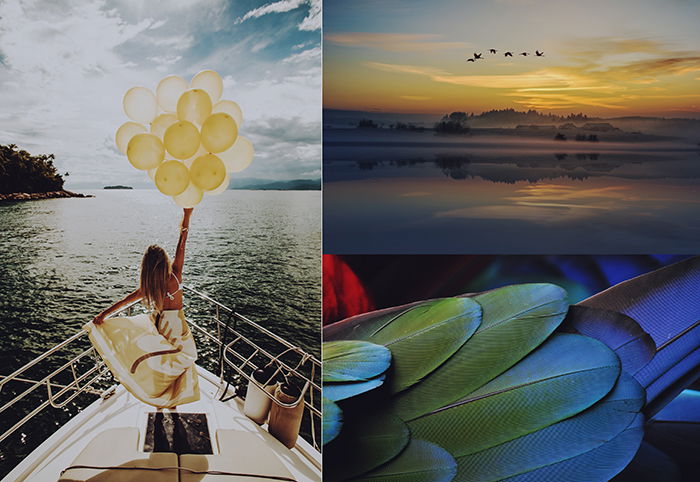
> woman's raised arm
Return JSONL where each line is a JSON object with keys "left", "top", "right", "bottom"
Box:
{"left": 172, "top": 208, "right": 193, "bottom": 277}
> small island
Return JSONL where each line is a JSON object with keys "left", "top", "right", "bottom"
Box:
{"left": 103, "top": 185, "right": 133, "bottom": 190}
{"left": 0, "top": 144, "right": 92, "bottom": 202}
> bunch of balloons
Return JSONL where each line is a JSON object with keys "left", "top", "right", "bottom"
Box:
{"left": 115, "top": 70, "right": 254, "bottom": 207}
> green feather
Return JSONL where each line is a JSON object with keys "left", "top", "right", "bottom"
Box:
{"left": 368, "top": 298, "right": 482, "bottom": 393}
{"left": 324, "top": 340, "right": 391, "bottom": 382}
{"left": 325, "top": 411, "right": 410, "bottom": 481}
{"left": 391, "top": 284, "right": 569, "bottom": 420}
{"left": 409, "top": 333, "right": 620, "bottom": 457}
{"left": 323, "top": 397, "right": 343, "bottom": 445}
{"left": 354, "top": 439, "right": 457, "bottom": 482}
{"left": 325, "top": 301, "right": 432, "bottom": 341}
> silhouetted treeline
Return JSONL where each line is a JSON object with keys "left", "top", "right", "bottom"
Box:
{"left": 357, "top": 119, "right": 379, "bottom": 129}
{"left": 468, "top": 109, "right": 591, "bottom": 124}
{"left": 435, "top": 112, "right": 470, "bottom": 134}
{"left": 0, "top": 144, "right": 66, "bottom": 194}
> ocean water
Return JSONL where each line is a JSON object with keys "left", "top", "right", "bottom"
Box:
{"left": 0, "top": 189, "right": 321, "bottom": 475}
{"left": 324, "top": 129, "right": 700, "bottom": 253}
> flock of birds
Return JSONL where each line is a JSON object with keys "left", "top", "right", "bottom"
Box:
{"left": 466, "top": 48, "right": 544, "bottom": 62}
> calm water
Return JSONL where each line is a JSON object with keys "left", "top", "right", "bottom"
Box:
{"left": 0, "top": 189, "right": 320, "bottom": 475}
{"left": 324, "top": 129, "right": 700, "bottom": 253}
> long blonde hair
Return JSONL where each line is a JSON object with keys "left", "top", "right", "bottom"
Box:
{"left": 140, "top": 245, "right": 172, "bottom": 312}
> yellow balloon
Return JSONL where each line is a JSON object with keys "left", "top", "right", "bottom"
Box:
{"left": 177, "top": 89, "right": 212, "bottom": 125}
{"left": 191, "top": 70, "right": 223, "bottom": 103}
{"left": 207, "top": 172, "right": 230, "bottom": 196}
{"left": 190, "top": 153, "right": 226, "bottom": 191}
{"left": 156, "top": 75, "right": 188, "bottom": 112}
{"left": 123, "top": 86, "right": 157, "bottom": 124}
{"left": 173, "top": 182, "right": 203, "bottom": 208}
{"left": 115, "top": 121, "right": 146, "bottom": 154}
{"left": 126, "top": 133, "right": 165, "bottom": 170}
{"left": 163, "top": 121, "right": 201, "bottom": 160}
{"left": 200, "top": 113, "right": 238, "bottom": 153}
{"left": 150, "top": 113, "right": 178, "bottom": 139}
{"left": 213, "top": 100, "right": 243, "bottom": 127}
{"left": 155, "top": 160, "right": 190, "bottom": 196}
{"left": 184, "top": 145, "right": 207, "bottom": 167}
{"left": 219, "top": 136, "right": 254, "bottom": 173}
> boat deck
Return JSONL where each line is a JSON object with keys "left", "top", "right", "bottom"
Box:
{"left": 3, "top": 366, "right": 321, "bottom": 481}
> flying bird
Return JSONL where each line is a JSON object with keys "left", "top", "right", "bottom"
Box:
{"left": 536, "top": 50, "right": 545, "bottom": 57}
{"left": 473, "top": 53, "right": 483, "bottom": 60}
{"left": 489, "top": 49, "right": 497, "bottom": 54}
{"left": 504, "top": 51, "right": 513, "bottom": 57}
{"left": 466, "top": 58, "right": 475, "bottom": 62}
{"left": 323, "top": 257, "right": 700, "bottom": 482}
{"left": 520, "top": 52, "right": 529, "bottom": 56}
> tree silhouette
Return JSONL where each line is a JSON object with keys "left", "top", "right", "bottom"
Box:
{"left": 0, "top": 144, "right": 65, "bottom": 194}
{"left": 435, "top": 112, "right": 470, "bottom": 134}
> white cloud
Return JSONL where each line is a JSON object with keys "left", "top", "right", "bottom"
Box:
{"left": 236, "top": 0, "right": 320, "bottom": 31}
{"left": 0, "top": 0, "right": 321, "bottom": 187}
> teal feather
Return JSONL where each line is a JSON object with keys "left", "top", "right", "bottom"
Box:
{"left": 324, "top": 375, "right": 386, "bottom": 402}
{"left": 355, "top": 439, "right": 457, "bottom": 482}
{"left": 505, "top": 412, "right": 645, "bottom": 482}
{"left": 455, "top": 371, "right": 644, "bottom": 481}
{"left": 324, "top": 340, "right": 391, "bottom": 382}
{"left": 409, "top": 333, "right": 620, "bottom": 456}
{"left": 323, "top": 397, "right": 343, "bottom": 445}
{"left": 325, "top": 412, "right": 409, "bottom": 481}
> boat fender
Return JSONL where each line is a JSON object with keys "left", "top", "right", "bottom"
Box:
{"left": 243, "top": 364, "right": 278, "bottom": 424}
{"left": 268, "top": 380, "right": 304, "bottom": 449}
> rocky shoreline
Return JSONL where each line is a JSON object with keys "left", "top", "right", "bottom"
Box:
{"left": 0, "top": 190, "right": 93, "bottom": 202}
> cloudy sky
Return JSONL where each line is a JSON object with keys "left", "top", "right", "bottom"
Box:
{"left": 0, "top": 0, "right": 320, "bottom": 188}
{"left": 325, "top": 0, "right": 700, "bottom": 117}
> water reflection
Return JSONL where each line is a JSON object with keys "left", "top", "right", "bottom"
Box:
{"left": 324, "top": 136, "right": 700, "bottom": 253}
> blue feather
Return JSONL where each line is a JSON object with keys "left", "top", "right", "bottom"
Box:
{"left": 579, "top": 256, "right": 700, "bottom": 348}
{"left": 562, "top": 305, "right": 655, "bottom": 374}
{"left": 505, "top": 413, "right": 645, "bottom": 482}
{"left": 324, "top": 375, "right": 386, "bottom": 402}
{"left": 652, "top": 389, "right": 700, "bottom": 423}
{"left": 635, "top": 322, "right": 700, "bottom": 388}
{"left": 611, "top": 442, "right": 681, "bottom": 482}
{"left": 644, "top": 347, "right": 700, "bottom": 417}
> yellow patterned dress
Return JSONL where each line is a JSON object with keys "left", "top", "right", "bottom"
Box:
{"left": 85, "top": 309, "right": 200, "bottom": 408}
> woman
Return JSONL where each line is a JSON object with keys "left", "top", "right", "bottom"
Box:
{"left": 87, "top": 208, "right": 199, "bottom": 408}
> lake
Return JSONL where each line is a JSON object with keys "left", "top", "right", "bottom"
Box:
{"left": 324, "top": 129, "right": 700, "bottom": 253}
{"left": 0, "top": 189, "right": 321, "bottom": 475}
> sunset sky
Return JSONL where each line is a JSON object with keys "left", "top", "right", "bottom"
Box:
{"left": 325, "top": 0, "right": 700, "bottom": 117}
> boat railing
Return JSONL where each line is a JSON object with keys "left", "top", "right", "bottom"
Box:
{"left": 0, "top": 285, "right": 321, "bottom": 454}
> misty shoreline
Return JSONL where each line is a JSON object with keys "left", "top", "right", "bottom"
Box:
{"left": 0, "top": 190, "right": 93, "bottom": 202}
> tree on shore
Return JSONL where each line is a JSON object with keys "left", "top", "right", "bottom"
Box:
{"left": 435, "top": 112, "right": 470, "bottom": 134}
{"left": 0, "top": 144, "right": 65, "bottom": 194}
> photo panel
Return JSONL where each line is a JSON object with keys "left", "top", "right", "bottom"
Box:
{"left": 323, "top": 0, "right": 700, "bottom": 254}
{"left": 0, "top": 1, "right": 321, "bottom": 480}
{"left": 322, "top": 254, "right": 700, "bottom": 480}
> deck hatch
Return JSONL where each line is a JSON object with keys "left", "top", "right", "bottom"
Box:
{"left": 144, "top": 412, "right": 213, "bottom": 454}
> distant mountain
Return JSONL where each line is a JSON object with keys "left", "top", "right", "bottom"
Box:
{"left": 228, "top": 177, "right": 321, "bottom": 190}
{"left": 103, "top": 185, "right": 133, "bottom": 189}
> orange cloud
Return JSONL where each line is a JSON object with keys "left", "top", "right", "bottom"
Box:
{"left": 325, "top": 33, "right": 470, "bottom": 52}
